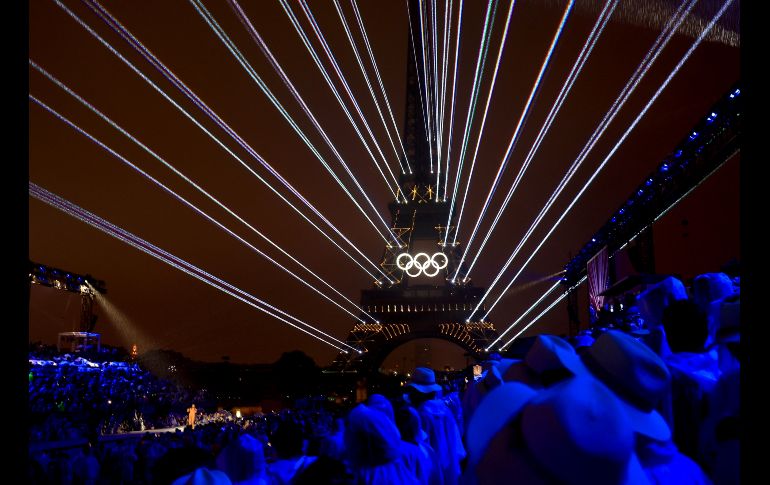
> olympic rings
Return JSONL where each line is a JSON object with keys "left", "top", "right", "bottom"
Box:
{"left": 396, "top": 252, "right": 448, "bottom": 277}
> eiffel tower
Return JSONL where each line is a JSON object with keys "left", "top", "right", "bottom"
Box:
{"left": 329, "top": 0, "right": 498, "bottom": 373}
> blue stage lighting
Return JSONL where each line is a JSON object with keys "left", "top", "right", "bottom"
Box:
{"left": 637, "top": 189, "right": 644, "bottom": 196}
{"left": 706, "top": 112, "right": 717, "bottom": 123}
{"left": 38, "top": 266, "right": 46, "bottom": 273}
{"left": 611, "top": 217, "right": 617, "bottom": 223}
{"left": 618, "top": 208, "right": 625, "bottom": 215}
{"left": 661, "top": 163, "right": 670, "bottom": 171}
{"left": 591, "top": 238, "right": 596, "bottom": 242}
{"left": 645, "top": 178, "right": 653, "bottom": 186}
{"left": 689, "top": 131, "right": 698, "bottom": 140}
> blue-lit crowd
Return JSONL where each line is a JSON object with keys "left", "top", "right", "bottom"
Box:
{"left": 28, "top": 352, "right": 205, "bottom": 443}
{"left": 28, "top": 270, "right": 740, "bottom": 484}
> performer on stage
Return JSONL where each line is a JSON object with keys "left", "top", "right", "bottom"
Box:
{"left": 187, "top": 403, "right": 197, "bottom": 429}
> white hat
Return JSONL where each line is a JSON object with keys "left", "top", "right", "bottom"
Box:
{"left": 465, "top": 382, "right": 538, "bottom": 467}
{"left": 637, "top": 277, "right": 688, "bottom": 328}
{"left": 500, "top": 335, "right": 587, "bottom": 388}
{"left": 581, "top": 330, "right": 672, "bottom": 441}
{"left": 171, "top": 467, "right": 232, "bottom": 485}
{"left": 692, "top": 272, "right": 735, "bottom": 312}
{"left": 405, "top": 367, "right": 442, "bottom": 394}
{"left": 710, "top": 293, "right": 740, "bottom": 344}
{"left": 472, "top": 376, "right": 649, "bottom": 485}
{"left": 215, "top": 434, "right": 266, "bottom": 484}
{"left": 525, "top": 335, "right": 586, "bottom": 377}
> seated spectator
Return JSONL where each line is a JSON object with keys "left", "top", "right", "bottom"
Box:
{"left": 215, "top": 434, "right": 268, "bottom": 485}
{"left": 171, "top": 467, "right": 232, "bottom": 485}
{"left": 152, "top": 444, "right": 212, "bottom": 485}
{"left": 344, "top": 404, "right": 419, "bottom": 484}
{"left": 395, "top": 405, "right": 442, "bottom": 485}
{"left": 473, "top": 376, "right": 649, "bottom": 484}
{"left": 707, "top": 293, "right": 740, "bottom": 375}
{"left": 367, "top": 394, "right": 435, "bottom": 485}
{"left": 661, "top": 301, "right": 720, "bottom": 461}
{"left": 691, "top": 273, "right": 735, "bottom": 345}
{"left": 580, "top": 330, "right": 672, "bottom": 441}
{"left": 367, "top": 394, "right": 396, "bottom": 423}
{"left": 292, "top": 456, "right": 354, "bottom": 485}
{"left": 72, "top": 443, "right": 100, "bottom": 485}
{"left": 318, "top": 418, "right": 346, "bottom": 461}
{"left": 267, "top": 419, "right": 316, "bottom": 484}
{"left": 579, "top": 330, "right": 711, "bottom": 481}
{"left": 636, "top": 277, "right": 688, "bottom": 356}
{"left": 460, "top": 359, "right": 520, "bottom": 432}
{"left": 464, "top": 382, "right": 537, "bottom": 473}
{"left": 700, "top": 368, "right": 740, "bottom": 484}
{"left": 406, "top": 368, "right": 465, "bottom": 485}
{"left": 502, "top": 335, "right": 586, "bottom": 388}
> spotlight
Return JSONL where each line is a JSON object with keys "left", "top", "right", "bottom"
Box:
{"left": 591, "top": 238, "right": 596, "bottom": 242}
{"left": 689, "top": 131, "right": 698, "bottom": 140}
{"left": 645, "top": 178, "right": 653, "bottom": 186}
{"left": 661, "top": 163, "right": 670, "bottom": 171}
{"left": 618, "top": 208, "right": 625, "bottom": 215}
{"left": 637, "top": 189, "right": 644, "bottom": 196}
{"left": 611, "top": 217, "right": 617, "bottom": 223}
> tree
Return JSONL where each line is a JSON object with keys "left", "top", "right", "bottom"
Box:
{"left": 272, "top": 351, "right": 320, "bottom": 398}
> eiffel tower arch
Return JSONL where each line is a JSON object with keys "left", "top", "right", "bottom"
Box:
{"left": 329, "top": 0, "right": 498, "bottom": 374}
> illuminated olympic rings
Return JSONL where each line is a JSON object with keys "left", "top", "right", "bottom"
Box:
{"left": 396, "top": 252, "right": 449, "bottom": 277}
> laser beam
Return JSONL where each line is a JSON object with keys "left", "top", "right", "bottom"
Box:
{"left": 471, "top": 0, "right": 731, "bottom": 321}
{"left": 29, "top": 91, "right": 377, "bottom": 325}
{"left": 349, "top": 0, "right": 412, "bottom": 173}
{"left": 466, "top": 0, "right": 700, "bottom": 318}
{"left": 499, "top": 277, "right": 586, "bottom": 350}
{"left": 444, "top": 0, "right": 497, "bottom": 243}
{"left": 29, "top": 183, "right": 356, "bottom": 353}
{"left": 77, "top": 0, "right": 393, "bottom": 282}
{"left": 443, "top": 0, "right": 464, "bottom": 201}
{"left": 31, "top": 60, "right": 373, "bottom": 320}
{"left": 485, "top": 279, "right": 561, "bottom": 350}
{"left": 449, "top": 0, "right": 525, "bottom": 252}
{"left": 462, "top": 0, "right": 618, "bottom": 278}
{"left": 329, "top": 0, "right": 409, "bottom": 174}
{"left": 191, "top": 0, "right": 399, "bottom": 246}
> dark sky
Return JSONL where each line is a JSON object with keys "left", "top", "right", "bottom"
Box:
{"left": 28, "top": 0, "right": 740, "bottom": 365}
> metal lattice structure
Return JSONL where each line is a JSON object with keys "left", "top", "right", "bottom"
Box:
{"left": 329, "top": 0, "right": 497, "bottom": 373}
{"left": 29, "top": 260, "right": 106, "bottom": 332}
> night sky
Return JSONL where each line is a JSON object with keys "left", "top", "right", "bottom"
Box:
{"left": 28, "top": 0, "right": 740, "bottom": 366}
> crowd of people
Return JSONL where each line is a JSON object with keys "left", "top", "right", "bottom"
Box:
{"left": 27, "top": 269, "right": 740, "bottom": 484}
{"left": 29, "top": 352, "right": 204, "bottom": 443}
